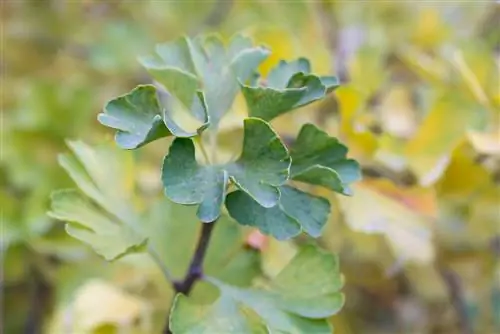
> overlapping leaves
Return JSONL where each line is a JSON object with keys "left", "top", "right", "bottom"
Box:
{"left": 226, "top": 124, "right": 361, "bottom": 240}
{"left": 241, "top": 58, "right": 340, "bottom": 121}
{"left": 162, "top": 118, "right": 290, "bottom": 222}
{"left": 98, "top": 33, "right": 360, "bottom": 239}
{"left": 169, "top": 246, "right": 345, "bottom": 334}
{"left": 48, "top": 141, "right": 261, "bottom": 285}
{"left": 139, "top": 34, "right": 270, "bottom": 128}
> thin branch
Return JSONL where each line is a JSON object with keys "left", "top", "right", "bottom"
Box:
{"left": 174, "top": 221, "right": 216, "bottom": 295}
{"left": 163, "top": 220, "right": 218, "bottom": 334}
{"left": 438, "top": 265, "right": 474, "bottom": 334}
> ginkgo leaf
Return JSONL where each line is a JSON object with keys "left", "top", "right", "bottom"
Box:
{"left": 140, "top": 34, "right": 269, "bottom": 127}
{"left": 225, "top": 186, "right": 330, "bottom": 240}
{"left": 162, "top": 118, "right": 290, "bottom": 222}
{"left": 161, "top": 138, "right": 229, "bottom": 223}
{"left": 49, "top": 141, "right": 261, "bottom": 285}
{"left": 170, "top": 246, "right": 344, "bottom": 334}
{"left": 290, "top": 124, "right": 361, "bottom": 195}
{"left": 48, "top": 190, "right": 145, "bottom": 261}
{"left": 241, "top": 58, "right": 339, "bottom": 121}
{"left": 98, "top": 85, "right": 209, "bottom": 149}
{"left": 48, "top": 141, "right": 145, "bottom": 260}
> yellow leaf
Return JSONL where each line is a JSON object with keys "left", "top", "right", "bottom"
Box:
{"left": 335, "top": 86, "right": 378, "bottom": 161}
{"left": 48, "top": 279, "right": 152, "bottom": 334}
{"left": 248, "top": 26, "right": 296, "bottom": 77}
{"left": 378, "top": 86, "right": 417, "bottom": 138}
{"left": 406, "top": 93, "right": 487, "bottom": 186}
{"left": 467, "top": 130, "right": 500, "bottom": 155}
{"left": 412, "top": 8, "right": 449, "bottom": 49}
{"left": 437, "top": 144, "right": 491, "bottom": 199}
{"left": 338, "top": 180, "right": 435, "bottom": 264}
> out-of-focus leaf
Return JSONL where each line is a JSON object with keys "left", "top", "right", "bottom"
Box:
{"left": 49, "top": 190, "right": 146, "bottom": 261}
{"left": 411, "top": 8, "right": 449, "bottom": 49}
{"left": 241, "top": 58, "right": 339, "bottom": 121}
{"left": 162, "top": 118, "right": 290, "bottom": 222}
{"left": 335, "top": 87, "right": 378, "bottom": 161}
{"left": 378, "top": 86, "right": 417, "bottom": 138}
{"left": 338, "top": 180, "right": 435, "bottom": 263}
{"left": 405, "top": 93, "right": 488, "bottom": 186}
{"left": 467, "top": 130, "right": 500, "bottom": 155}
{"left": 170, "top": 246, "right": 344, "bottom": 333}
{"left": 226, "top": 185, "right": 330, "bottom": 240}
{"left": 48, "top": 141, "right": 146, "bottom": 260}
{"left": 47, "top": 279, "right": 152, "bottom": 333}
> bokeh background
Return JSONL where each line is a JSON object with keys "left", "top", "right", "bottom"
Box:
{"left": 3, "top": 1, "right": 500, "bottom": 333}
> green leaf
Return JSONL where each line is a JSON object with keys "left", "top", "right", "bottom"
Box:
{"left": 225, "top": 186, "right": 330, "bottom": 240}
{"left": 162, "top": 118, "right": 290, "bottom": 222}
{"left": 241, "top": 58, "right": 339, "bottom": 121}
{"left": 48, "top": 190, "right": 145, "bottom": 261}
{"left": 161, "top": 138, "right": 229, "bottom": 223}
{"left": 48, "top": 141, "right": 145, "bottom": 260}
{"left": 141, "top": 35, "right": 269, "bottom": 128}
{"left": 49, "top": 141, "right": 261, "bottom": 284}
{"left": 98, "top": 85, "right": 209, "bottom": 149}
{"left": 290, "top": 124, "right": 361, "bottom": 195}
{"left": 146, "top": 200, "right": 261, "bottom": 285}
{"left": 170, "top": 246, "right": 344, "bottom": 334}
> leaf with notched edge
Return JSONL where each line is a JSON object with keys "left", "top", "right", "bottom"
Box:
{"left": 226, "top": 186, "right": 330, "bottom": 240}
{"left": 162, "top": 118, "right": 290, "bottom": 222}
{"left": 48, "top": 141, "right": 146, "bottom": 260}
{"left": 140, "top": 34, "right": 269, "bottom": 128}
{"left": 241, "top": 58, "right": 339, "bottom": 121}
{"left": 290, "top": 123, "right": 361, "bottom": 196}
{"left": 98, "top": 85, "right": 209, "bottom": 150}
{"left": 170, "top": 246, "right": 344, "bottom": 334}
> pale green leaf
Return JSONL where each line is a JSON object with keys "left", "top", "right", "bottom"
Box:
{"left": 162, "top": 118, "right": 290, "bottom": 222}
{"left": 241, "top": 59, "right": 339, "bottom": 121}
{"left": 170, "top": 246, "right": 344, "bottom": 334}
{"left": 48, "top": 190, "right": 145, "bottom": 261}
{"left": 141, "top": 34, "right": 269, "bottom": 127}
{"left": 49, "top": 141, "right": 144, "bottom": 260}
{"left": 226, "top": 186, "right": 330, "bottom": 240}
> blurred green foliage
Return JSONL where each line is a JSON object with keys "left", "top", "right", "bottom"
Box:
{"left": 3, "top": 1, "right": 499, "bottom": 333}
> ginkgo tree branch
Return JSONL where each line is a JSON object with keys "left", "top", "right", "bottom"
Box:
{"left": 164, "top": 220, "right": 217, "bottom": 334}
{"left": 173, "top": 220, "right": 217, "bottom": 295}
